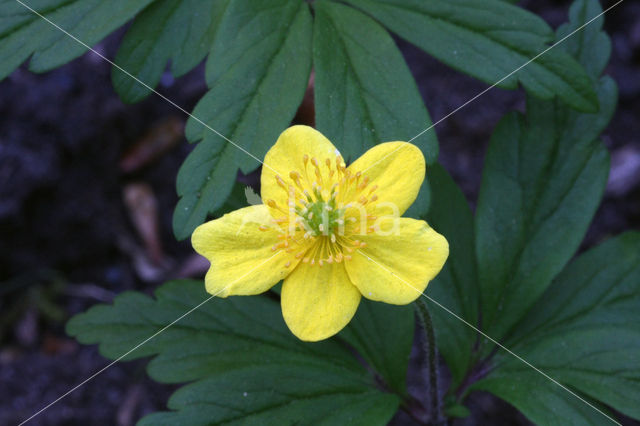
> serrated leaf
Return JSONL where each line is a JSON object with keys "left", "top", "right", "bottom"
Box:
{"left": 424, "top": 164, "right": 479, "bottom": 387}
{"left": 343, "top": 0, "right": 598, "bottom": 112}
{"left": 557, "top": 0, "right": 611, "bottom": 80}
{"left": 67, "top": 280, "right": 401, "bottom": 425}
{"left": 139, "top": 366, "right": 399, "bottom": 426}
{"left": 0, "top": 0, "right": 154, "bottom": 79}
{"left": 112, "top": 0, "right": 228, "bottom": 103}
{"left": 495, "top": 232, "right": 640, "bottom": 421}
{"left": 339, "top": 299, "right": 414, "bottom": 396}
{"left": 473, "top": 233, "right": 640, "bottom": 424}
{"left": 474, "top": 0, "right": 617, "bottom": 343}
{"left": 475, "top": 79, "right": 614, "bottom": 342}
{"left": 468, "top": 6, "right": 631, "bottom": 423}
{"left": 313, "top": 0, "right": 438, "bottom": 165}
{"left": 174, "top": 0, "right": 312, "bottom": 240}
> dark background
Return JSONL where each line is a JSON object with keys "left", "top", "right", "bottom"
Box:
{"left": 1, "top": 0, "right": 638, "bottom": 424}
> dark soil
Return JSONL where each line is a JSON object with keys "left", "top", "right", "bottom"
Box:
{"left": 1, "top": 0, "right": 639, "bottom": 425}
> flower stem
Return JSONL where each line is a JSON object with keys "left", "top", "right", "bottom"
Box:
{"left": 415, "top": 298, "right": 445, "bottom": 425}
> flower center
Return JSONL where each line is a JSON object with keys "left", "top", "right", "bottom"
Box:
{"left": 299, "top": 200, "right": 343, "bottom": 236}
{"left": 261, "top": 153, "right": 380, "bottom": 267}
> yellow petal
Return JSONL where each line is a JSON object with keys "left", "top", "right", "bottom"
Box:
{"left": 261, "top": 125, "right": 340, "bottom": 209}
{"left": 347, "top": 142, "right": 425, "bottom": 216}
{"left": 191, "top": 205, "right": 298, "bottom": 297}
{"left": 345, "top": 218, "right": 448, "bottom": 305}
{"left": 282, "top": 262, "right": 361, "bottom": 341}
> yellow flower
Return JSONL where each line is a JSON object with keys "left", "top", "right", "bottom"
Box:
{"left": 192, "top": 126, "right": 449, "bottom": 341}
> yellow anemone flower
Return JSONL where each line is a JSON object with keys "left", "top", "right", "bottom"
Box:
{"left": 192, "top": 126, "right": 448, "bottom": 341}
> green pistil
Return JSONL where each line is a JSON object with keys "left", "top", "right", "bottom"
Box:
{"left": 298, "top": 200, "right": 343, "bottom": 236}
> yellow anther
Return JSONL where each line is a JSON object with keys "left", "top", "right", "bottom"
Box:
{"left": 370, "top": 194, "right": 378, "bottom": 202}
{"left": 267, "top": 199, "right": 277, "bottom": 208}
{"left": 284, "top": 261, "right": 291, "bottom": 268}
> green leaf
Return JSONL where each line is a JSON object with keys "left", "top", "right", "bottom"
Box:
{"left": 557, "top": 0, "right": 611, "bottom": 79}
{"left": 67, "top": 280, "right": 400, "bottom": 425}
{"left": 0, "top": 0, "right": 154, "bottom": 79}
{"left": 444, "top": 403, "right": 471, "bottom": 418}
{"left": 474, "top": 0, "right": 617, "bottom": 343}
{"left": 173, "top": 0, "right": 313, "bottom": 240}
{"left": 339, "top": 299, "right": 414, "bottom": 396}
{"left": 475, "top": 79, "right": 614, "bottom": 342}
{"left": 424, "top": 164, "right": 479, "bottom": 387}
{"left": 500, "top": 232, "right": 640, "bottom": 420}
{"left": 473, "top": 232, "right": 640, "bottom": 424}
{"left": 472, "top": 372, "right": 612, "bottom": 426}
{"left": 139, "top": 366, "right": 399, "bottom": 425}
{"left": 312, "top": 0, "right": 438, "bottom": 165}
{"left": 112, "top": 0, "right": 228, "bottom": 103}
{"left": 468, "top": 6, "right": 631, "bottom": 424}
{"left": 343, "top": 0, "right": 598, "bottom": 112}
